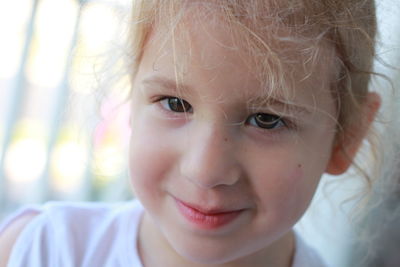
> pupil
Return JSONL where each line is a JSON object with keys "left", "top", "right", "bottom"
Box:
{"left": 255, "top": 114, "right": 280, "bottom": 128}
{"left": 169, "top": 98, "right": 190, "bottom": 112}
{"left": 256, "top": 114, "right": 276, "bottom": 122}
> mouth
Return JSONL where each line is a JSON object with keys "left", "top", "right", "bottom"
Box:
{"left": 174, "top": 198, "right": 244, "bottom": 230}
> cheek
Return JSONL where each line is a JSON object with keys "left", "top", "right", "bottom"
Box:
{"left": 274, "top": 163, "right": 321, "bottom": 221}
{"left": 279, "top": 165, "right": 309, "bottom": 210}
{"left": 253, "top": 158, "right": 318, "bottom": 224}
{"left": 274, "top": 164, "right": 307, "bottom": 204}
{"left": 129, "top": 118, "right": 174, "bottom": 196}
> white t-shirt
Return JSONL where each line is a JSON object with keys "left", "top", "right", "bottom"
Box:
{"left": 0, "top": 200, "right": 328, "bottom": 267}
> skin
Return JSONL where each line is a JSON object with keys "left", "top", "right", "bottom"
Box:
{"left": 0, "top": 213, "right": 39, "bottom": 267}
{"left": 128, "top": 7, "right": 380, "bottom": 267}
{"left": 0, "top": 6, "right": 380, "bottom": 267}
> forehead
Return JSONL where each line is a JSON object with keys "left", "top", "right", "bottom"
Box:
{"left": 136, "top": 4, "right": 337, "bottom": 112}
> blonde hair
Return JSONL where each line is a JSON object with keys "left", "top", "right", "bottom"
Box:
{"left": 128, "top": 0, "right": 381, "bottom": 200}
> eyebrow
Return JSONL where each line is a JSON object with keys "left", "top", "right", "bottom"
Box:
{"left": 142, "top": 76, "right": 192, "bottom": 92}
{"left": 141, "top": 75, "right": 314, "bottom": 116}
{"left": 246, "top": 96, "right": 314, "bottom": 116}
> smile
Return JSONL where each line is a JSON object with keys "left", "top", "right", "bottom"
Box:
{"left": 174, "top": 198, "right": 244, "bottom": 230}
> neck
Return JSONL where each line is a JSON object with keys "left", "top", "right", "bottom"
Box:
{"left": 138, "top": 212, "right": 295, "bottom": 267}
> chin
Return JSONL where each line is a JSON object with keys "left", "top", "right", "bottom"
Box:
{"left": 178, "top": 249, "right": 240, "bottom": 265}
{"left": 167, "top": 235, "right": 252, "bottom": 265}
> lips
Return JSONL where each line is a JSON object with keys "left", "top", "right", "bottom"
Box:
{"left": 175, "top": 198, "right": 244, "bottom": 230}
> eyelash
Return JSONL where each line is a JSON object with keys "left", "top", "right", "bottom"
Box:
{"left": 158, "top": 96, "right": 193, "bottom": 113}
{"left": 246, "top": 113, "right": 286, "bottom": 130}
{"left": 155, "top": 96, "right": 290, "bottom": 131}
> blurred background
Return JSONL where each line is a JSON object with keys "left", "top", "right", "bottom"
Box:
{"left": 0, "top": 0, "right": 399, "bottom": 266}
{"left": 0, "top": 0, "right": 133, "bottom": 217}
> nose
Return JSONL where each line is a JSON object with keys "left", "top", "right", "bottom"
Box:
{"left": 179, "top": 123, "right": 241, "bottom": 189}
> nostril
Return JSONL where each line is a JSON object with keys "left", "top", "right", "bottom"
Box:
{"left": 181, "top": 158, "right": 241, "bottom": 189}
{"left": 179, "top": 128, "right": 240, "bottom": 188}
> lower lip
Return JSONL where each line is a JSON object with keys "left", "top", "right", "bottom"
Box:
{"left": 175, "top": 199, "right": 243, "bottom": 230}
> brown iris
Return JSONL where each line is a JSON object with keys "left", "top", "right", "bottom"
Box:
{"left": 250, "top": 113, "right": 283, "bottom": 129}
{"left": 167, "top": 97, "right": 192, "bottom": 113}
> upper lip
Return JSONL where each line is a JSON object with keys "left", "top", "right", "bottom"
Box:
{"left": 175, "top": 197, "right": 245, "bottom": 215}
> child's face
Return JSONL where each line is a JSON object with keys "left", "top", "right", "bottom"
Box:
{"left": 129, "top": 11, "right": 338, "bottom": 265}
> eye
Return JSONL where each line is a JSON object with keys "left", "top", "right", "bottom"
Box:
{"left": 160, "top": 97, "right": 193, "bottom": 113}
{"left": 247, "top": 113, "right": 285, "bottom": 129}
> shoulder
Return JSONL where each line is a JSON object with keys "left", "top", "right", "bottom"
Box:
{"left": 0, "top": 212, "right": 39, "bottom": 267}
{"left": 292, "top": 232, "right": 329, "bottom": 267}
{"left": 0, "top": 200, "right": 143, "bottom": 267}
{"left": 36, "top": 200, "right": 143, "bottom": 228}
